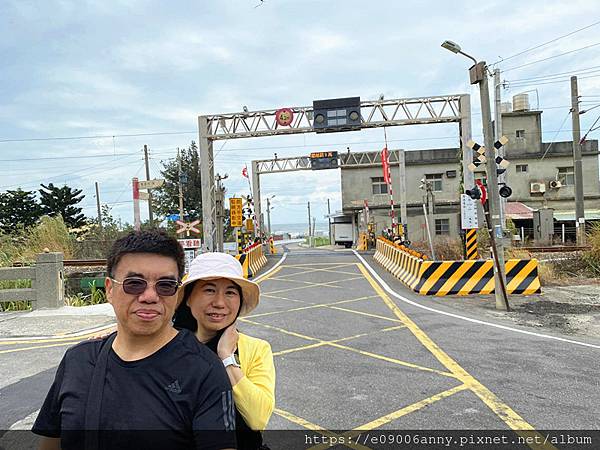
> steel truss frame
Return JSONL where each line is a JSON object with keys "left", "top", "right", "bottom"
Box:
{"left": 199, "top": 95, "right": 472, "bottom": 251}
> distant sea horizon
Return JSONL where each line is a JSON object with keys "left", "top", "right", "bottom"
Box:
{"left": 271, "top": 222, "right": 329, "bottom": 236}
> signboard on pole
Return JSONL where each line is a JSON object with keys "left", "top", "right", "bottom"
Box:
{"left": 310, "top": 151, "right": 338, "bottom": 170}
{"left": 178, "top": 239, "right": 201, "bottom": 273}
{"left": 460, "top": 194, "right": 478, "bottom": 229}
{"left": 138, "top": 179, "right": 165, "bottom": 190}
{"left": 229, "top": 197, "right": 243, "bottom": 227}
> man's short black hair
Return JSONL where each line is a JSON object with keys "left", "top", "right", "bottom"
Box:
{"left": 107, "top": 230, "right": 185, "bottom": 278}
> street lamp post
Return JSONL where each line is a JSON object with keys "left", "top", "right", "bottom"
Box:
{"left": 442, "top": 40, "right": 510, "bottom": 311}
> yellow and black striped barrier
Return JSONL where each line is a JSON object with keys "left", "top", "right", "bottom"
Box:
{"left": 374, "top": 237, "right": 541, "bottom": 296}
{"left": 465, "top": 228, "right": 478, "bottom": 260}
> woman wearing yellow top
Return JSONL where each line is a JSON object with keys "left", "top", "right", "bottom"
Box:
{"left": 173, "top": 252, "right": 275, "bottom": 450}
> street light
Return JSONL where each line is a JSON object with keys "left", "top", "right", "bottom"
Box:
{"left": 441, "top": 40, "right": 510, "bottom": 312}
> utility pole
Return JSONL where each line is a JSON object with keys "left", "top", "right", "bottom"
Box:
{"left": 266, "top": 196, "right": 272, "bottom": 235}
{"left": 215, "top": 173, "right": 227, "bottom": 252}
{"left": 398, "top": 150, "right": 408, "bottom": 240}
{"left": 327, "top": 198, "right": 332, "bottom": 244}
{"left": 307, "top": 201, "right": 312, "bottom": 247}
{"left": 571, "top": 76, "right": 586, "bottom": 245}
{"left": 95, "top": 182, "right": 102, "bottom": 230}
{"left": 476, "top": 62, "right": 509, "bottom": 311}
{"left": 132, "top": 177, "right": 141, "bottom": 231}
{"left": 143, "top": 145, "right": 154, "bottom": 226}
{"left": 494, "top": 69, "right": 507, "bottom": 230}
{"left": 177, "top": 148, "right": 185, "bottom": 222}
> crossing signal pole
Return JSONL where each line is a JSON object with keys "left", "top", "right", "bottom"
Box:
{"left": 442, "top": 40, "right": 509, "bottom": 311}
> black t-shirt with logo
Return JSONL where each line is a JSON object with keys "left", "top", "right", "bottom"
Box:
{"left": 32, "top": 329, "right": 237, "bottom": 450}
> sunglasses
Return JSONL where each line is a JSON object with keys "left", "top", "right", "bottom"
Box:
{"left": 110, "top": 277, "right": 180, "bottom": 296}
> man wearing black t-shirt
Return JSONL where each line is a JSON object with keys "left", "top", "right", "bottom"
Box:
{"left": 33, "top": 231, "right": 237, "bottom": 450}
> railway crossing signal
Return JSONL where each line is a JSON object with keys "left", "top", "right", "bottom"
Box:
{"left": 466, "top": 137, "right": 512, "bottom": 198}
{"left": 176, "top": 219, "right": 200, "bottom": 235}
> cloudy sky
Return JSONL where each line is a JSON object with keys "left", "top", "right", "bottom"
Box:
{"left": 2, "top": 0, "right": 600, "bottom": 227}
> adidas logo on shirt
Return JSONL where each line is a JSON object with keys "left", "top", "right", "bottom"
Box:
{"left": 165, "top": 380, "right": 182, "bottom": 394}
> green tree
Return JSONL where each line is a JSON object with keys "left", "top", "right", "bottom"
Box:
{"left": 39, "top": 183, "right": 86, "bottom": 228}
{"left": 0, "top": 189, "right": 42, "bottom": 233}
{"left": 154, "top": 142, "right": 202, "bottom": 221}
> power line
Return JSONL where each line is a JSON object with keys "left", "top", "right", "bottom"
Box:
{"left": 541, "top": 111, "right": 572, "bottom": 160}
{"left": 492, "top": 19, "right": 600, "bottom": 66}
{"left": 502, "top": 41, "right": 600, "bottom": 73}
{"left": 0, "top": 131, "right": 196, "bottom": 144}
{"left": 506, "top": 65, "right": 600, "bottom": 83}
{"left": 507, "top": 73, "right": 600, "bottom": 88}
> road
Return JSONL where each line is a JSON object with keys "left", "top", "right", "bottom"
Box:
{"left": 1, "top": 245, "right": 599, "bottom": 449}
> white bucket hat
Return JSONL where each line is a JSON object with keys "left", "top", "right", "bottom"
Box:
{"left": 176, "top": 252, "right": 260, "bottom": 316}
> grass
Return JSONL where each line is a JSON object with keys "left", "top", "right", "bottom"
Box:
{"left": 0, "top": 279, "right": 33, "bottom": 311}
{"left": 305, "top": 237, "right": 330, "bottom": 247}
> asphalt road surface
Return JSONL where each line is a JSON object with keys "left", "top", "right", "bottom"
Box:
{"left": 1, "top": 245, "right": 599, "bottom": 449}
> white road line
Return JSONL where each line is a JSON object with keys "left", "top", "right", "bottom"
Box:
{"left": 353, "top": 250, "right": 600, "bottom": 350}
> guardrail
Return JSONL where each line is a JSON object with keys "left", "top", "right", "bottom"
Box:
{"left": 374, "top": 238, "right": 540, "bottom": 296}
{"left": 1, "top": 253, "right": 64, "bottom": 309}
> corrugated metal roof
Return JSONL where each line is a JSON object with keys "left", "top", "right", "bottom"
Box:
{"left": 553, "top": 210, "right": 600, "bottom": 221}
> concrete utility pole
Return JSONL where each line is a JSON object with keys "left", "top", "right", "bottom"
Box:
{"left": 266, "top": 196, "right": 272, "bottom": 235}
{"left": 327, "top": 199, "right": 332, "bottom": 244}
{"left": 478, "top": 64, "right": 509, "bottom": 311}
{"left": 215, "top": 174, "right": 227, "bottom": 252}
{"left": 494, "top": 69, "right": 507, "bottom": 230}
{"left": 177, "top": 148, "right": 184, "bottom": 221}
{"left": 132, "top": 177, "right": 141, "bottom": 231}
{"left": 307, "top": 201, "right": 312, "bottom": 247}
{"left": 398, "top": 150, "right": 408, "bottom": 240}
{"left": 441, "top": 39, "right": 509, "bottom": 311}
{"left": 95, "top": 182, "right": 102, "bottom": 230}
{"left": 143, "top": 145, "right": 154, "bottom": 226}
{"left": 571, "top": 76, "right": 586, "bottom": 245}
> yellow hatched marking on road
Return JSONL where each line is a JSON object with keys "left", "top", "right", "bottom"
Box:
{"left": 255, "top": 266, "right": 282, "bottom": 283}
{"left": 274, "top": 409, "right": 373, "bottom": 450}
{"left": 357, "top": 263, "right": 558, "bottom": 450}
{"left": 283, "top": 263, "right": 357, "bottom": 267}
{"left": 352, "top": 383, "right": 469, "bottom": 430}
{"left": 327, "top": 306, "right": 406, "bottom": 324}
{"left": 266, "top": 276, "right": 364, "bottom": 295}
{"left": 244, "top": 295, "right": 380, "bottom": 319}
{"left": 273, "top": 265, "right": 361, "bottom": 279}
{"left": 260, "top": 293, "right": 307, "bottom": 304}
{"left": 242, "top": 318, "right": 454, "bottom": 378}
{"left": 272, "top": 326, "right": 405, "bottom": 357}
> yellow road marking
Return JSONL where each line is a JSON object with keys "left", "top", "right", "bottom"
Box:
{"left": 242, "top": 318, "right": 454, "bottom": 378}
{"left": 260, "top": 294, "right": 307, "bottom": 304}
{"left": 266, "top": 277, "right": 363, "bottom": 295}
{"left": 357, "top": 263, "right": 558, "bottom": 449}
{"left": 327, "top": 306, "right": 405, "bottom": 324}
{"left": 244, "top": 295, "right": 378, "bottom": 319}
{"left": 0, "top": 324, "right": 116, "bottom": 346}
{"left": 274, "top": 408, "right": 372, "bottom": 450}
{"left": 0, "top": 341, "right": 79, "bottom": 354}
{"left": 354, "top": 384, "right": 469, "bottom": 430}
{"left": 273, "top": 267, "right": 361, "bottom": 279}
{"left": 272, "top": 326, "right": 405, "bottom": 357}
{"left": 283, "top": 263, "right": 356, "bottom": 267}
{"left": 256, "top": 266, "right": 282, "bottom": 283}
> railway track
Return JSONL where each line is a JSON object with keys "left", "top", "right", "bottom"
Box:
{"left": 521, "top": 245, "right": 591, "bottom": 253}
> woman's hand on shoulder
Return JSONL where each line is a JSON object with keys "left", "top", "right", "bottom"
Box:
{"left": 217, "top": 323, "right": 239, "bottom": 359}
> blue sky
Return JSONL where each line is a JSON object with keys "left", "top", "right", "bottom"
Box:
{"left": 1, "top": 0, "right": 600, "bottom": 226}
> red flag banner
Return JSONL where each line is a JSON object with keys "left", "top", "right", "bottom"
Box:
{"left": 242, "top": 167, "right": 248, "bottom": 178}
{"left": 381, "top": 147, "right": 390, "bottom": 184}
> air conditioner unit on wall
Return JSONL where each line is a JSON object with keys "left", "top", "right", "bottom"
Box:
{"left": 549, "top": 180, "right": 562, "bottom": 189}
{"left": 530, "top": 182, "right": 546, "bottom": 194}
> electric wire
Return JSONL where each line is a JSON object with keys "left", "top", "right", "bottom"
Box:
{"left": 491, "top": 19, "right": 600, "bottom": 66}
{"left": 502, "top": 41, "right": 600, "bottom": 73}
{"left": 541, "top": 111, "right": 572, "bottom": 160}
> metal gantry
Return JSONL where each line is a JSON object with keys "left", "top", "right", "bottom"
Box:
{"left": 199, "top": 94, "right": 473, "bottom": 250}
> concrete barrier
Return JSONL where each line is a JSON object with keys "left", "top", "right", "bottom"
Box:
{"left": 0, "top": 252, "right": 64, "bottom": 309}
{"left": 373, "top": 238, "right": 541, "bottom": 296}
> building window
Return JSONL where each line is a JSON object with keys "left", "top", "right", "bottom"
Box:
{"left": 435, "top": 218, "right": 450, "bottom": 235}
{"left": 516, "top": 164, "right": 528, "bottom": 173}
{"left": 557, "top": 167, "right": 575, "bottom": 186}
{"left": 371, "top": 177, "right": 388, "bottom": 195}
{"left": 425, "top": 174, "right": 443, "bottom": 192}
{"left": 516, "top": 129, "right": 525, "bottom": 138}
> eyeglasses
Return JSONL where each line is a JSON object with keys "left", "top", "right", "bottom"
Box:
{"left": 110, "top": 277, "right": 180, "bottom": 296}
